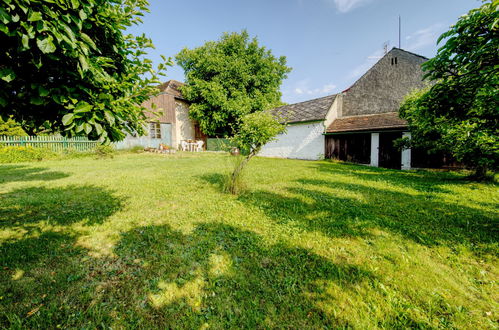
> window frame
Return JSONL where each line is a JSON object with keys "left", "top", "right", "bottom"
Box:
{"left": 149, "top": 122, "right": 162, "bottom": 139}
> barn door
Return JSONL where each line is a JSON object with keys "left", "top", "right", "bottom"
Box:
{"left": 160, "top": 123, "right": 172, "bottom": 147}
{"left": 379, "top": 132, "right": 402, "bottom": 169}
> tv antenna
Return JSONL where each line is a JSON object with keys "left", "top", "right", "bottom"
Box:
{"left": 367, "top": 41, "right": 390, "bottom": 59}
{"left": 398, "top": 15, "right": 402, "bottom": 48}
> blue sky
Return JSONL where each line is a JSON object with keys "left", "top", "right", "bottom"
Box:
{"left": 128, "top": 0, "right": 480, "bottom": 104}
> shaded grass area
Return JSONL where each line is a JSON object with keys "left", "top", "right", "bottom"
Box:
{"left": 0, "top": 153, "right": 497, "bottom": 328}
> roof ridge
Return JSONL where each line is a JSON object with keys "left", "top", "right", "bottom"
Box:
{"left": 391, "top": 47, "right": 429, "bottom": 60}
{"left": 274, "top": 94, "right": 337, "bottom": 110}
{"left": 339, "top": 112, "right": 400, "bottom": 119}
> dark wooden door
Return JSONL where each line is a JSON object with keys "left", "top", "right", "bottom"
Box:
{"left": 194, "top": 123, "right": 207, "bottom": 150}
{"left": 379, "top": 132, "right": 402, "bottom": 169}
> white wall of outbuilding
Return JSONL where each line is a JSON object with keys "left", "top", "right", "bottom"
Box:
{"left": 259, "top": 122, "right": 325, "bottom": 160}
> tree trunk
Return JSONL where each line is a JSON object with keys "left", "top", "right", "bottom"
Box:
{"left": 472, "top": 165, "right": 488, "bottom": 181}
{"left": 229, "top": 149, "right": 257, "bottom": 194}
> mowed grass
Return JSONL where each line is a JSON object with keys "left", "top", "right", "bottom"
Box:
{"left": 0, "top": 152, "right": 497, "bottom": 328}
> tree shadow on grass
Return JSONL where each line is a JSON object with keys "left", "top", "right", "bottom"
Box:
{"left": 312, "top": 161, "right": 475, "bottom": 194}
{"left": 0, "top": 185, "right": 125, "bottom": 328}
{"left": 0, "top": 165, "right": 69, "bottom": 184}
{"left": 108, "top": 223, "right": 376, "bottom": 328}
{"left": 0, "top": 185, "right": 124, "bottom": 230}
{"left": 198, "top": 173, "right": 226, "bottom": 191}
{"left": 238, "top": 177, "right": 498, "bottom": 253}
{"left": 0, "top": 230, "right": 116, "bottom": 328}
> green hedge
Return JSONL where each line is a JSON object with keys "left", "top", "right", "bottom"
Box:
{"left": 0, "top": 145, "right": 110, "bottom": 163}
{"left": 0, "top": 146, "right": 57, "bottom": 163}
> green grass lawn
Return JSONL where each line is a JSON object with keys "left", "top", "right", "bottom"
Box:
{"left": 0, "top": 152, "right": 497, "bottom": 328}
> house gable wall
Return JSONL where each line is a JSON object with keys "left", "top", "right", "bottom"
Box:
{"left": 342, "top": 48, "right": 427, "bottom": 117}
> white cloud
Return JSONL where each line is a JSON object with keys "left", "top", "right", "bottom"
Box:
{"left": 405, "top": 23, "right": 445, "bottom": 52}
{"left": 293, "top": 79, "right": 337, "bottom": 96}
{"left": 323, "top": 0, "right": 374, "bottom": 13}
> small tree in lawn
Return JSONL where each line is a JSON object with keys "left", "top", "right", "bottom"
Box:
{"left": 226, "top": 111, "right": 285, "bottom": 194}
{"left": 399, "top": 0, "right": 498, "bottom": 179}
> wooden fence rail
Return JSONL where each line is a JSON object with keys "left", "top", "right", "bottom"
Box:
{"left": 0, "top": 136, "right": 99, "bottom": 152}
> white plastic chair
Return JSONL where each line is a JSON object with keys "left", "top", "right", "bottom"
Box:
{"left": 195, "top": 140, "right": 204, "bottom": 152}
{"left": 181, "top": 140, "right": 189, "bottom": 151}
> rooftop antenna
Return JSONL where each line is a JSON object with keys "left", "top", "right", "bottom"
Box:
{"left": 368, "top": 41, "right": 389, "bottom": 59}
{"left": 398, "top": 15, "right": 401, "bottom": 48}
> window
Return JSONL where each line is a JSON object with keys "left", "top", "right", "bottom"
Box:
{"left": 149, "top": 122, "right": 161, "bottom": 139}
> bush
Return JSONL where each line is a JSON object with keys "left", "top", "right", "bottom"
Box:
{"left": 95, "top": 144, "right": 116, "bottom": 159}
{"left": 0, "top": 146, "right": 56, "bottom": 163}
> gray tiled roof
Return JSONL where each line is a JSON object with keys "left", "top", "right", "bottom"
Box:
{"left": 272, "top": 95, "right": 337, "bottom": 123}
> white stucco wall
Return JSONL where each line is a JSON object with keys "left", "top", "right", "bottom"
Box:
{"left": 174, "top": 100, "right": 195, "bottom": 149}
{"left": 259, "top": 122, "right": 325, "bottom": 160}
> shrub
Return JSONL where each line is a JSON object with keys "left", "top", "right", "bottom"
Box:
{"left": 0, "top": 146, "right": 56, "bottom": 163}
{"left": 95, "top": 144, "right": 116, "bottom": 159}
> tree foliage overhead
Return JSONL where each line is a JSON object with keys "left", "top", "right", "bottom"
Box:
{"left": 0, "top": 0, "right": 169, "bottom": 141}
{"left": 176, "top": 30, "right": 291, "bottom": 137}
{"left": 399, "top": 0, "right": 498, "bottom": 177}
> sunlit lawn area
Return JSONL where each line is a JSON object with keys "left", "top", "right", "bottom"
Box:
{"left": 0, "top": 152, "right": 497, "bottom": 328}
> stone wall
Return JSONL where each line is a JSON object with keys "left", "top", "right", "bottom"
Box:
{"left": 342, "top": 48, "right": 427, "bottom": 117}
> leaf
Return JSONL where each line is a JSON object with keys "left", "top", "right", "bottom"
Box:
{"left": 80, "top": 33, "right": 96, "bottom": 50}
{"left": 83, "top": 123, "right": 92, "bottom": 134}
{"left": 0, "top": 8, "right": 10, "bottom": 24}
{"left": 28, "top": 11, "right": 42, "bottom": 22}
{"left": 74, "top": 101, "right": 93, "bottom": 113}
{"left": 61, "top": 23, "right": 76, "bottom": 43}
{"left": 104, "top": 111, "right": 115, "bottom": 125}
{"left": 38, "top": 85, "right": 49, "bottom": 97}
{"left": 62, "top": 113, "right": 74, "bottom": 125}
{"left": 26, "top": 304, "right": 42, "bottom": 317}
{"left": 36, "top": 36, "right": 56, "bottom": 54}
{"left": 30, "top": 97, "right": 44, "bottom": 105}
{"left": 78, "top": 54, "right": 89, "bottom": 71}
{"left": 95, "top": 122, "right": 103, "bottom": 135}
{"left": 22, "top": 34, "right": 29, "bottom": 49}
{"left": 71, "top": 0, "right": 79, "bottom": 9}
{"left": 0, "top": 68, "right": 15, "bottom": 82}
{"left": 79, "top": 9, "right": 87, "bottom": 20}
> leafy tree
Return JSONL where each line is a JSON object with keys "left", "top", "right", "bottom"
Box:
{"left": 399, "top": 0, "right": 498, "bottom": 179}
{"left": 226, "top": 111, "right": 286, "bottom": 194}
{"left": 0, "top": 117, "right": 26, "bottom": 136}
{"left": 176, "top": 30, "right": 291, "bottom": 137}
{"left": 0, "top": 0, "right": 169, "bottom": 141}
